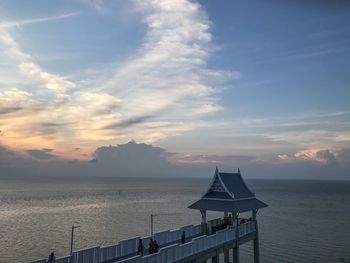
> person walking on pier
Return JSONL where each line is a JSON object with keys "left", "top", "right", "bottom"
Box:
{"left": 137, "top": 239, "right": 144, "bottom": 256}
{"left": 47, "top": 252, "right": 55, "bottom": 263}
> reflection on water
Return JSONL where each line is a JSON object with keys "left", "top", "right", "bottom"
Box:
{"left": 0, "top": 177, "right": 349, "bottom": 263}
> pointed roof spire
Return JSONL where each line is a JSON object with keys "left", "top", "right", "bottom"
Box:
{"left": 188, "top": 167, "right": 268, "bottom": 213}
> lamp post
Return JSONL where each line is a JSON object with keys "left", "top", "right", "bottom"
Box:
{"left": 150, "top": 214, "right": 156, "bottom": 237}
{"left": 70, "top": 225, "right": 81, "bottom": 255}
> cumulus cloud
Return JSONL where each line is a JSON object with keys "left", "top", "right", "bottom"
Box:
{"left": 91, "top": 140, "right": 174, "bottom": 176}
{"left": 278, "top": 148, "right": 346, "bottom": 165}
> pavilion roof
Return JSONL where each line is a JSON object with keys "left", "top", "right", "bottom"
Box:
{"left": 188, "top": 167, "right": 267, "bottom": 213}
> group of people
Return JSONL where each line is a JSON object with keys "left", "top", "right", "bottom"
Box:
{"left": 136, "top": 231, "right": 187, "bottom": 257}
{"left": 137, "top": 238, "right": 159, "bottom": 256}
{"left": 148, "top": 238, "right": 159, "bottom": 254}
{"left": 49, "top": 231, "right": 187, "bottom": 260}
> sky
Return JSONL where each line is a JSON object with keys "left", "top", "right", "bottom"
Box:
{"left": 0, "top": 0, "right": 349, "bottom": 179}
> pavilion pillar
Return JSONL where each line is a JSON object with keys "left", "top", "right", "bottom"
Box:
{"left": 200, "top": 209, "right": 208, "bottom": 235}
{"left": 233, "top": 212, "right": 239, "bottom": 263}
{"left": 252, "top": 209, "right": 260, "bottom": 263}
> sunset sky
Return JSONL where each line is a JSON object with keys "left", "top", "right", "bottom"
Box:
{"left": 0, "top": 0, "right": 349, "bottom": 179}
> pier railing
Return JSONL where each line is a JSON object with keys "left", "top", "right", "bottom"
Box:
{"left": 28, "top": 219, "right": 256, "bottom": 263}
{"left": 117, "top": 221, "right": 256, "bottom": 263}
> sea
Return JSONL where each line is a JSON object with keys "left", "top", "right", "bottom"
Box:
{"left": 0, "top": 176, "right": 349, "bottom": 263}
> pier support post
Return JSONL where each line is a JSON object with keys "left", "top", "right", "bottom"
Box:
{"left": 212, "top": 250, "right": 218, "bottom": 263}
{"left": 253, "top": 210, "right": 260, "bottom": 263}
{"left": 232, "top": 246, "right": 239, "bottom": 263}
{"left": 232, "top": 212, "right": 239, "bottom": 263}
{"left": 224, "top": 248, "right": 230, "bottom": 263}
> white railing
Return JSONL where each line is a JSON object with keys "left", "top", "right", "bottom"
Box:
{"left": 28, "top": 222, "right": 203, "bottom": 263}
{"left": 28, "top": 221, "right": 255, "bottom": 263}
{"left": 115, "top": 221, "right": 256, "bottom": 263}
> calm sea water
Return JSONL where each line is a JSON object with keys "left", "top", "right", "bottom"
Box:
{"left": 0, "top": 177, "right": 349, "bottom": 263}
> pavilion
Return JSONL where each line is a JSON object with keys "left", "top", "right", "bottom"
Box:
{"left": 188, "top": 167, "right": 267, "bottom": 263}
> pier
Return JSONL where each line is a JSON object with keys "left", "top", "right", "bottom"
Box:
{"left": 29, "top": 168, "right": 267, "bottom": 263}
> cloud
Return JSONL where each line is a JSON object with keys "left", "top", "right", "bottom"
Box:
{"left": 27, "top": 149, "right": 58, "bottom": 160}
{"left": 92, "top": 140, "right": 173, "bottom": 176}
{"left": 104, "top": 115, "right": 154, "bottom": 129}
{"left": 278, "top": 148, "right": 344, "bottom": 165}
{"left": 18, "top": 62, "right": 75, "bottom": 96}
{"left": 0, "top": 141, "right": 176, "bottom": 177}
{"left": 0, "top": 106, "right": 22, "bottom": 115}
{"left": 173, "top": 153, "right": 255, "bottom": 167}
{"left": 266, "top": 130, "right": 350, "bottom": 150}
{"left": 0, "top": 0, "right": 234, "bottom": 157}
{"left": 0, "top": 12, "right": 80, "bottom": 28}
{"left": 1, "top": 142, "right": 349, "bottom": 179}
{"left": 0, "top": 146, "right": 17, "bottom": 165}
{"left": 0, "top": 15, "right": 77, "bottom": 98}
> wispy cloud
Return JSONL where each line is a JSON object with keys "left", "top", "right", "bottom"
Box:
{"left": 0, "top": 14, "right": 77, "bottom": 98}
{"left": 0, "top": 12, "right": 80, "bottom": 28}
{"left": 0, "top": 0, "right": 233, "bottom": 158}
{"left": 266, "top": 130, "right": 350, "bottom": 150}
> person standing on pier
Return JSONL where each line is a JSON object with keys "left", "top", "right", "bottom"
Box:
{"left": 181, "top": 231, "right": 186, "bottom": 244}
{"left": 137, "top": 239, "right": 144, "bottom": 256}
{"left": 148, "top": 238, "right": 154, "bottom": 254}
{"left": 154, "top": 240, "right": 159, "bottom": 253}
{"left": 47, "top": 252, "right": 55, "bottom": 263}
